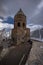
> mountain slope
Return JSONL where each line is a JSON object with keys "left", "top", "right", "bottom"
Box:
{"left": 31, "top": 28, "right": 43, "bottom": 41}
{"left": 3, "top": 16, "right": 14, "bottom": 24}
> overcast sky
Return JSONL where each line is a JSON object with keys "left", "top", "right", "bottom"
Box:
{"left": 0, "top": 0, "right": 43, "bottom": 25}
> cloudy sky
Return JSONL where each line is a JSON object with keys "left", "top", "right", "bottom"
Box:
{"left": 0, "top": 0, "right": 43, "bottom": 31}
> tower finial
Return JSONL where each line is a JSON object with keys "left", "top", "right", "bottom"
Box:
{"left": 19, "top": 8, "right": 22, "bottom": 11}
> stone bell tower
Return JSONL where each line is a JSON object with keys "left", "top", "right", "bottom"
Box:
{"left": 12, "top": 9, "right": 30, "bottom": 45}
{"left": 14, "top": 9, "right": 26, "bottom": 30}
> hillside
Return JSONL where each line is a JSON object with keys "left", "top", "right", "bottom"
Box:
{"left": 26, "top": 40, "right": 43, "bottom": 65}
{"left": 0, "top": 40, "right": 43, "bottom": 65}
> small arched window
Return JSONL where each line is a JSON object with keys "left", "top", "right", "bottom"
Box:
{"left": 18, "top": 22, "right": 20, "bottom": 27}
{"left": 23, "top": 23, "right": 25, "bottom": 27}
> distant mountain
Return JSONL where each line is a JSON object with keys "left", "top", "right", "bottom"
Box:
{"left": 31, "top": 28, "right": 43, "bottom": 40}
{"left": 0, "top": 16, "right": 4, "bottom": 20}
{"left": 27, "top": 24, "right": 43, "bottom": 32}
{"left": 0, "top": 16, "right": 4, "bottom": 22}
{"left": 40, "top": 28, "right": 43, "bottom": 39}
{"left": 3, "top": 16, "right": 14, "bottom": 24}
{"left": 31, "top": 29, "right": 40, "bottom": 38}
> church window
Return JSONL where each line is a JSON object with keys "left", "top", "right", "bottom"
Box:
{"left": 18, "top": 22, "right": 20, "bottom": 27}
{"left": 23, "top": 23, "right": 25, "bottom": 27}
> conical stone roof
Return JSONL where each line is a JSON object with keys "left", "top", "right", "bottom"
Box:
{"left": 15, "top": 8, "right": 25, "bottom": 16}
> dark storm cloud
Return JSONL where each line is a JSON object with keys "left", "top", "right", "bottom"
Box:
{"left": 0, "top": 0, "right": 41, "bottom": 16}
{"left": 29, "top": 0, "right": 43, "bottom": 25}
{"left": 0, "top": 0, "right": 43, "bottom": 25}
{"left": 30, "top": 9, "right": 43, "bottom": 25}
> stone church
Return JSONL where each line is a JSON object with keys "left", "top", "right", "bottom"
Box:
{"left": 11, "top": 9, "right": 30, "bottom": 45}
{"left": 0, "top": 9, "right": 32, "bottom": 65}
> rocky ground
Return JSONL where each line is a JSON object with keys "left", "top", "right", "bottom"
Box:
{"left": 26, "top": 40, "right": 43, "bottom": 65}
{"left": 0, "top": 40, "right": 43, "bottom": 65}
